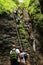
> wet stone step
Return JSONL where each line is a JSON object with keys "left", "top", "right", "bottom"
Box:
{"left": 9, "top": 39, "right": 15, "bottom": 43}
{"left": 25, "top": 23, "right": 29, "bottom": 25}
{"left": 15, "top": 42, "right": 19, "bottom": 44}
{"left": 11, "top": 37, "right": 15, "bottom": 40}
{"left": 3, "top": 39, "right": 15, "bottom": 44}
{"left": 9, "top": 32, "right": 17, "bottom": 34}
{"left": 8, "top": 32, "right": 17, "bottom": 36}
{"left": 17, "top": 27, "right": 23, "bottom": 29}
{"left": 19, "top": 33, "right": 26, "bottom": 36}
{"left": 12, "top": 29, "right": 17, "bottom": 32}
{"left": 1, "top": 56, "right": 10, "bottom": 65}
{"left": 0, "top": 24, "right": 9, "bottom": 28}
{"left": 10, "top": 36, "right": 17, "bottom": 40}
{"left": 13, "top": 36, "right": 18, "bottom": 40}
{"left": 24, "top": 24, "right": 28, "bottom": 27}
{"left": 2, "top": 34, "right": 10, "bottom": 38}
{"left": 0, "top": 41, "right": 3, "bottom": 44}
{"left": 20, "top": 36, "right": 25, "bottom": 39}
{"left": 25, "top": 36, "right": 29, "bottom": 40}
{"left": 22, "top": 41, "right": 28, "bottom": 43}
{"left": 0, "top": 37, "right": 3, "bottom": 40}
{"left": 11, "top": 28, "right": 17, "bottom": 30}
{"left": 24, "top": 25, "right": 30, "bottom": 28}
{"left": 25, "top": 28, "right": 29, "bottom": 31}
{"left": 3, "top": 38, "right": 13, "bottom": 41}
{"left": 21, "top": 39, "right": 28, "bottom": 42}
{"left": 15, "top": 40, "right": 19, "bottom": 43}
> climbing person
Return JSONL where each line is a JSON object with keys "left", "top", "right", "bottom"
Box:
{"left": 19, "top": 50, "right": 27, "bottom": 65}
{"left": 10, "top": 44, "right": 20, "bottom": 65}
{"left": 13, "top": 9, "right": 18, "bottom": 15}
{"left": 16, "top": 47, "right": 21, "bottom": 63}
{"left": 26, "top": 54, "right": 30, "bottom": 65}
{"left": 16, "top": 18, "right": 20, "bottom": 24}
{"left": 24, "top": 51, "right": 28, "bottom": 62}
{"left": 13, "top": 9, "right": 18, "bottom": 19}
{"left": 23, "top": 50, "right": 30, "bottom": 65}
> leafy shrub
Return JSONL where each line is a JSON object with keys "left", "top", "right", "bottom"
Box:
{"left": 28, "top": 0, "right": 43, "bottom": 33}
{"left": 19, "top": 29, "right": 26, "bottom": 35}
{"left": 0, "top": 0, "right": 17, "bottom": 14}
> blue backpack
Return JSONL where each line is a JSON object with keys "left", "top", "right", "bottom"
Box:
{"left": 16, "top": 18, "right": 20, "bottom": 24}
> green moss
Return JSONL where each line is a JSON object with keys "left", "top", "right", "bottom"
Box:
{"left": 24, "top": 0, "right": 30, "bottom": 9}
{"left": 19, "top": 22, "right": 23, "bottom": 28}
{"left": 19, "top": 29, "right": 26, "bottom": 35}
{"left": 18, "top": 21, "right": 28, "bottom": 35}
{"left": 0, "top": 0, "right": 17, "bottom": 14}
{"left": 28, "top": 0, "right": 43, "bottom": 33}
{"left": 18, "top": 0, "right": 30, "bottom": 10}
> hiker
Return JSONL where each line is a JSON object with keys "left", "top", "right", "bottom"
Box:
{"left": 26, "top": 54, "right": 30, "bottom": 65}
{"left": 19, "top": 50, "right": 27, "bottom": 65}
{"left": 10, "top": 45, "right": 20, "bottom": 65}
{"left": 13, "top": 9, "right": 18, "bottom": 19}
{"left": 13, "top": 10, "right": 18, "bottom": 15}
{"left": 16, "top": 18, "right": 20, "bottom": 24}
{"left": 23, "top": 50, "right": 30, "bottom": 65}
{"left": 23, "top": 49, "right": 28, "bottom": 62}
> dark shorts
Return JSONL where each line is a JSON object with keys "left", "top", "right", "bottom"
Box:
{"left": 10, "top": 58, "right": 19, "bottom": 65}
{"left": 20, "top": 62, "right": 26, "bottom": 65}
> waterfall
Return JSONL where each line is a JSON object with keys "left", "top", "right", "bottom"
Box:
{"left": 30, "top": 33, "right": 36, "bottom": 52}
{"left": 33, "top": 39, "right": 36, "bottom": 52}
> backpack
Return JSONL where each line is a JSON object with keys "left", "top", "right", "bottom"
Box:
{"left": 16, "top": 18, "right": 20, "bottom": 24}
{"left": 24, "top": 54, "right": 27, "bottom": 61}
{"left": 10, "top": 50, "right": 17, "bottom": 59}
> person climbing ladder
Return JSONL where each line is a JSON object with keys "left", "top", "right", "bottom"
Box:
{"left": 10, "top": 44, "right": 20, "bottom": 65}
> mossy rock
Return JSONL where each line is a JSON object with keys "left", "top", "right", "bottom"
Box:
{"left": 22, "top": 39, "right": 28, "bottom": 43}
{"left": 17, "top": 24, "right": 23, "bottom": 29}
{"left": 19, "top": 29, "right": 27, "bottom": 35}
{"left": 15, "top": 39, "right": 19, "bottom": 42}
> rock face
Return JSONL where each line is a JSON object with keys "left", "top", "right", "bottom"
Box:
{"left": 0, "top": 10, "right": 41, "bottom": 65}
{"left": 0, "top": 13, "right": 19, "bottom": 65}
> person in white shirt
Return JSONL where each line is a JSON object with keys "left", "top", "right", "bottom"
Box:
{"left": 10, "top": 45, "right": 20, "bottom": 65}
{"left": 10, "top": 45, "right": 20, "bottom": 54}
{"left": 19, "top": 50, "right": 26, "bottom": 65}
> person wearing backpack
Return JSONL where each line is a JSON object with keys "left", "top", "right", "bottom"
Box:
{"left": 10, "top": 45, "right": 20, "bottom": 65}
{"left": 19, "top": 50, "right": 26, "bottom": 65}
{"left": 15, "top": 18, "right": 20, "bottom": 24}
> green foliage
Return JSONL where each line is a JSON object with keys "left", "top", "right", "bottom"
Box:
{"left": 18, "top": 0, "right": 30, "bottom": 9}
{"left": 18, "top": 22, "right": 23, "bottom": 28}
{"left": 0, "top": 0, "right": 31, "bottom": 14}
{"left": 24, "top": 0, "right": 30, "bottom": 9}
{"left": 18, "top": 22, "right": 27, "bottom": 35}
{"left": 0, "top": 0, "right": 43, "bottom": 34}
{"left": 0, "top": 0, "right": 17, "bottom": 14}
{"left": 28, "top": 0, "right": 43, "bottom": 33}
{"left": 19, "top": 29, "right": 26, "bottom": 35}
{"left": 28, "top": 0, "right": 40, "bottom": 15}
